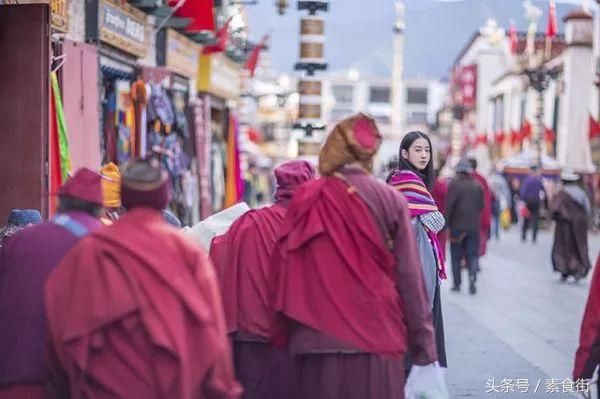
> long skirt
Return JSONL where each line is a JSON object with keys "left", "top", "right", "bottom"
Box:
{"left": 404, "top": 281, "right": 447, "bottom": 372}
{"left": 433, "top": 282, "right": 447, "bottom": 367}
{"left": 233, "top": 340, "right": 295, "bottom": 399}
{"left": 293, "top": 352, "right": 405, "bottom": 399}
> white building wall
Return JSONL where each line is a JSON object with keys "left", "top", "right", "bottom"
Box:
{"left": 558, "top": 44, "right": 595, "bottom": 172}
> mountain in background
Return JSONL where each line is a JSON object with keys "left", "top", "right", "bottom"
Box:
{"left": 246, "top": 0, "right": 584, "bottom": 79}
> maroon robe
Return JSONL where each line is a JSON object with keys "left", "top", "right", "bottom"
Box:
{"left": 472, "top": 172, "right": 492, "bottom": 256}
{"left": 272, "top": 166, "right": 437, "bottom": 399}
{"left": 432, "top": 178, "right": 448, "bottom": 253}
{"left": 45, "top": 208, "right": 241, "bottom": 399}
{"left": 209, "top": 160, "right": 314, "bottom": 399}
{"left": 0, "top": 211, "right": 101, "bottom": 399}
{"left": 574, "top": 254, "right": 600, "bottom": 380}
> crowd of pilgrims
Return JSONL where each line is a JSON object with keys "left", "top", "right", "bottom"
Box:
{"left": 0, "top": 112, "right": 599, "bottom": 399}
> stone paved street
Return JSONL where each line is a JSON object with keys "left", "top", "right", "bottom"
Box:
{"left": 443, "top": 227, "right": 600, "bottom": 398}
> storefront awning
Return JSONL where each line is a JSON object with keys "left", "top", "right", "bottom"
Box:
{"left": 169, "top": 0, "right": 215, "bottom": 32}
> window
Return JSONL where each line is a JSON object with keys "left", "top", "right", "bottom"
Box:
{"left": 332, "top": 85, "right": 353, "bottom": 104}
{"left": 406, "top": 111, "right": 428, "bottom": 125}
{"left": 331, "top": 108, "right": 353, "bottom": 122}
{"left": 406, "top": 88, "right": 428, "bottom": 105}
{"left": 369, "top": 86, "right": 391, "bottom": 103}
{"left": 373, "top": 115, "right": 390, "bottom": 125}
{"left": 492, "top": 95, "right": 504, "bottom": 131}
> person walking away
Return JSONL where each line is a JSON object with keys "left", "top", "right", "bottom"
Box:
{"left": 387, "top": 131, "right": 447, "bottom": 369}
{"left": 209, "top": 160, "right": 315, "bottom": 399}
{"left": 573, "top": 253, "right": 600, "bottom": 398}
{"left": 0, "top": 209, "right": 42, "bottom": 246}
{"left": 447, "top": 159, "right": 484, "bottom": 295}
{"left": 549, "top": 170, "right": 592, "bottom": 282}
{"left": 509, "top": 177, "right": 521, "bottom": 226}
{"left": 432, "top": 169, "right": 449, "bottom": 254}
{"left": 0, "top": 169, "right": 104, "bottom": 399}
{"left": 45, "top": 159, "right": 241, "bottom": 399}
{"left": 489, "top": 170, "right": 511, "bottom": 240}
{"left": 100, "top": 161, "right": 183, "bottom": 228}
{"left": 469, "top": 158, "right": 492, "bottom": 256}
{"left": 271, "top": 113, "right": 444, "bottom": 399}
{"left": 520, "top": 165, "right": 547, "bottom": 243}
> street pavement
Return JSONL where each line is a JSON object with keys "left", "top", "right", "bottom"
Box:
{"left": 442, "top": 226, "right": 600, "bottom": 398}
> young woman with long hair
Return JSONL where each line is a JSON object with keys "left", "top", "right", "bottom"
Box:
{"left": 387, "top": 131, "right": 447, "bottom": 369}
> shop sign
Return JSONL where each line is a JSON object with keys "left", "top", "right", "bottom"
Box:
{"left": 51, "top": 0, "right": 69, "bottom": 32}
{"left": 98, "top": 0, "right": 147, "bottom": 58}
{"left": 198, "top": 54, "right": 241, "bottom": 100}
{"left": 166, "top": 29, "right": 200, "bottom": 78}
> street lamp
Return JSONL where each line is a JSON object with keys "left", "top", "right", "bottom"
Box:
{"left": 520, "top": 0, "right": 558, "bottom": 168}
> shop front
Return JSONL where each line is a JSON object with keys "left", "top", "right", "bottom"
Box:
{"left": 86, "top": 0, "right": 148, "bottom": 165}
{"left": 197, "top": 53, "right": 243, "bottom": 216}
{"left": 153, "top": 28, "right": 202, "bottom": 225}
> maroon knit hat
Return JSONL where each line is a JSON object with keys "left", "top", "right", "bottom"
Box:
{"left": 121, "top": 159, "right": 170, "bottom": 210}
{"left": 58, "top": 168, "right": 103, "bottom": 206}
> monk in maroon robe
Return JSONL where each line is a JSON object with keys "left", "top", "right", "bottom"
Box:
{"left": 432, "top": 175, "right": 449, "bottom": 254}
{"left": 272, "top": 113, "right": 438, "bottom": 399}
{"left": 45, "top": 159, "right": 241, "bottom": 399}
{"left": 469, "top": 158, "right": 492, "bottom": 257}
{"left": 210, "top": 160, "right": 315, "bottom": 399}
{"left": 0, "top": 168, "right": 104, "bottom": 399}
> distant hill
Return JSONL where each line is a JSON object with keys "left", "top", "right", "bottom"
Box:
{"left": 246, "top": 0, "right": 583, "bottom": 79}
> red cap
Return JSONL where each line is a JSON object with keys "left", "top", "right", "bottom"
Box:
{"left": 58, "top": 168, "right": 103, "bottom": 206}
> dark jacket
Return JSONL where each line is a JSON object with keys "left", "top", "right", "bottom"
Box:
{"left": 446, "top": 174, "right": 484, "bottom": 232}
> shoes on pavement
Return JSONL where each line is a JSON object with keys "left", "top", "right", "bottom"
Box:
{"left": 560, "top": 274, "right": 568, "bottom": 283}
{"left": 469, "top": 282, "right": 477, "bottom": 295}
{"left": 451, "top": 286, "right": 460, "bottom": 292}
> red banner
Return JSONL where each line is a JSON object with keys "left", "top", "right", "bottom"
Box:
{"left": 590, "top": 115, "right": 600, "bottom": 139}
{"left": 169, "top": 0, "right": 215, "bottom": 32}
{"left": 495, "top": 130, "right": 505, "bottom": 144}
{"left": 456, "top": 64, "right": 477, "bottom": 109}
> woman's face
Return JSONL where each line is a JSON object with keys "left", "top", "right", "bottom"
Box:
{"left": 402, "top": 137, "right": 431, "bottom": 171}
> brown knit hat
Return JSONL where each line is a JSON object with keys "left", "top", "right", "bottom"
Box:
{"left": 318, "top": 112, "right": 382, "bottom": 175}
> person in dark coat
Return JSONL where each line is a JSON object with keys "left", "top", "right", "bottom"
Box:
{"left": 550, "top": 170, "right": 592, "bottom": 282}
{"left": 446, "top": 159, "right": 484, "bottom": 295}
{"left": 520, "top": 165, "right": 547, "bottom": 243}
{"left": 573, "top": 253, "right": 600, "bottom": 397}
{"left": 469, "top": 158, "right": 492, "bottom": 256}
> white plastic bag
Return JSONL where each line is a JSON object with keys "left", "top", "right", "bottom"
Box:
{"left": 405, "top": 362, "right": 449, "bottom": 399}
{"left": 183, "top": 202, "right": 250, "bottom": 251}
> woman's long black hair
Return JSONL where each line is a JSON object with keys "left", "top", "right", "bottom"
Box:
{"left": 395, "top": 131, "right": 435, "bottom": 190}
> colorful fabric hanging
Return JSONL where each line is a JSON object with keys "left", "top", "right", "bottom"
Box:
{"left": 224, "top": 114, "right": 243, "bottom": 208}
{"left": 50, "top": 72, "right": 71, "bottom": 182}
{"left": 49, "top": 78, "right": 62, "bottom": 215}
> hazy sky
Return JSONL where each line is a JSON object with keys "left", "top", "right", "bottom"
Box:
{"left": 245, "top": 0, "right": 591, "bottom": 79}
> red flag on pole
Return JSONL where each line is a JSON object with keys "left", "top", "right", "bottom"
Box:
{"left": 202, "top": 17, "right": 232, "bottom": 55}
{"left": 244, "top": 34, "right": 269, "bottom": 77}
{"left": 546, "top": 0, "right": 557, "bottom": 39}
{"left": 169, "top": 0, "right": 215, "bottom": 32}
{"left": 509, "top": 19, "right": 518, "bottom": 54}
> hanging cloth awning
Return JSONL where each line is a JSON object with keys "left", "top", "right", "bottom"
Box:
{"left": 169, "top": 0, "right": 215, "bottom": 32}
